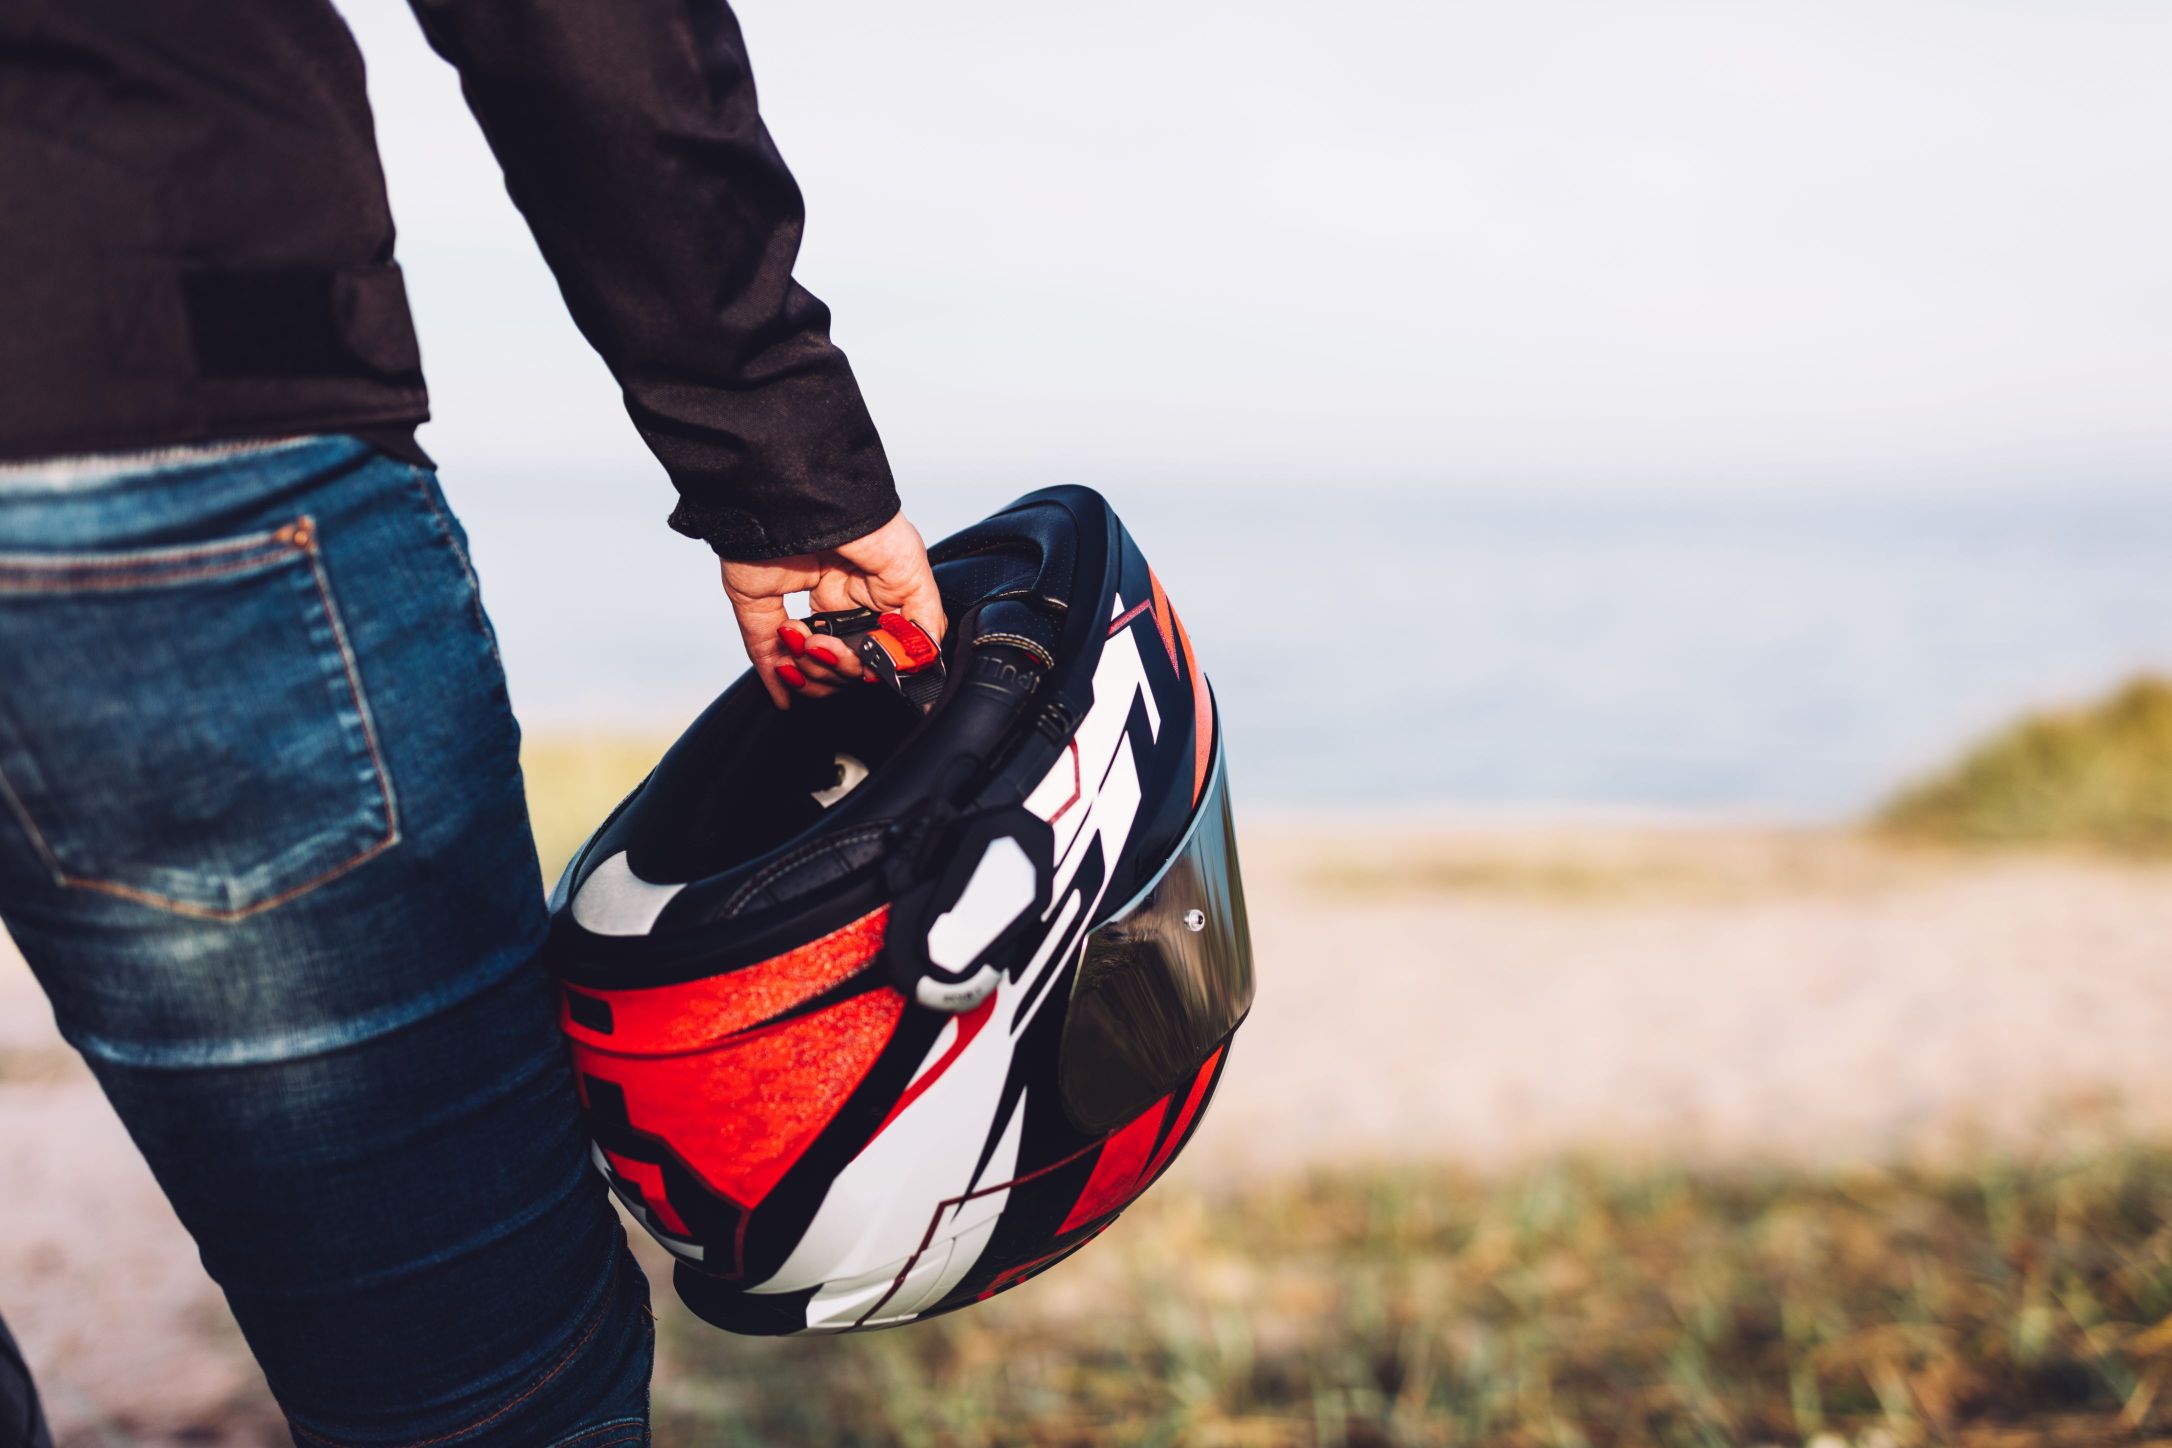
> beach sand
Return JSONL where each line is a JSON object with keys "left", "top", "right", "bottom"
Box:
{"left": 8, "top": 821, "right": 2172, "bottom": 1441}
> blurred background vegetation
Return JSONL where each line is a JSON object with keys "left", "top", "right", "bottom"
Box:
{"left": 642, "top": 1153, "right": 2172, "bottom": 1447}
{"left": 1879, "top": 678, "right": 2172, "bottom": 858}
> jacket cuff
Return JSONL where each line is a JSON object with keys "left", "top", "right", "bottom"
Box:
{"left": 668, "top": 493, "right": 903, "bottom": 562}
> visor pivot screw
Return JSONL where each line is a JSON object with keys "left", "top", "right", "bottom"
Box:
{"left": 1184, "top": 908, "right": 1207, "bottom": 933}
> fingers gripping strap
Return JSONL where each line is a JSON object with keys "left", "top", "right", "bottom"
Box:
{"left": 808, "top": 608, "right": 946, "bottom": 712}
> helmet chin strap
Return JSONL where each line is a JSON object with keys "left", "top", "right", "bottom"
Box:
{"left": 810, "top": 602, "right": 1069, "bottom": 1012}
{"left": 806, "top": 607, "right": 947, "bottom": 712}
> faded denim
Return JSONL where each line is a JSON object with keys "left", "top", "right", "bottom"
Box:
{"left": 0, "top": 436, "right": 651, "bottom": 1446}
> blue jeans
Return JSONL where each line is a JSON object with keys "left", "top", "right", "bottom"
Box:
{"left": 0, "top": 437, "right": 652, "bottom": 1446}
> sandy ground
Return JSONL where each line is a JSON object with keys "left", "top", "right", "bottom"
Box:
{"left": 1218, "top": 821, "right": 2172, "bottom": 1175}
{"left": 8, "top": 822, "right": 2172, "bottom": 1442}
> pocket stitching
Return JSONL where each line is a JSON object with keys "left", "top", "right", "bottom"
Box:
{"left": 297, "top": 515, "right": 403, "bottom": 869}
{"left": 33, "top": 829, "right": 400, "bottom": 921}
{"left": 405, "top": 470, "right": 502, "bottom": 668}
{"left": 0, "top": 515, "right": 403, "bottom": 921}
{"left": 0, "top": 550, "right": 293, "bottom": 594}
{"left": 0, "top": 522, "right": 300, "bottom": 583}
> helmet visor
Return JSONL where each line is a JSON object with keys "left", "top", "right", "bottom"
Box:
{"left": 1058, "top": 741, "right": 1254, "bottom": 1133}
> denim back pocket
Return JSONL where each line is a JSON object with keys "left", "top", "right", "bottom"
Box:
{"left": 0, "top": 516, "right": 398, "bottom": 919}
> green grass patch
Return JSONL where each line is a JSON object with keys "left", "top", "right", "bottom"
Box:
{"left": 1879, "top": 676, "right": 2172, "bottom": 855}
{"left": 649, "top": 1150, "right": 2172, "bottom": 1447}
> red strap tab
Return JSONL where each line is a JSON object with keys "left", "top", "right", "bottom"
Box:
{"left": 879, "top": 613, "right": 939, "bottom": 670}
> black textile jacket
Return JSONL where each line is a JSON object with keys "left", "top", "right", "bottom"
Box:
{"left": 0, "top": 0, "right": 900, "bottom": 560}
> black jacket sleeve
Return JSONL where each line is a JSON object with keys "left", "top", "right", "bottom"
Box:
{"left": 403, "top": 0, "right": 899, "bottom": 559}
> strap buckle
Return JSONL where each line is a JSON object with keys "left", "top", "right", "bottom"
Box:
{"left": 806, "top": 607, "right": 946, "bottom": 712}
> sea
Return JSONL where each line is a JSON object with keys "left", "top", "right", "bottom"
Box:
{"left": 448, "top": 474, "right": 2172, "bottom": 822}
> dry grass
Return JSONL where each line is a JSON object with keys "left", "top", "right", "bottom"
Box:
{"left": 1880, "top": 676, "right": 2172, "bottom": 856}
{"left": 1301, "top": 829, "right": 1962, "bottom": 903}
{"left": 521, "top": 733, "right": 667, "bottom": 883}
{"left": 648, "top": 1150, "right": 2172, "bottom": 1448}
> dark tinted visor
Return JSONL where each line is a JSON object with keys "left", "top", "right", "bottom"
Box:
{"left": 1058, "top": 742, "right": 1254, "bottom": 1133}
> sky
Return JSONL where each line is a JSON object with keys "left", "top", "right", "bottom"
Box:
{"left": 332, "top": 1, "right": 2172, "bottom": 801}
{"left": 346, "top": 0, "right": 2172, "bottom": 499}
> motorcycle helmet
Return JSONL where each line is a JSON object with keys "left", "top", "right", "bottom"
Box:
{"left": 544, "top": 486, "right": 1253, "bottom": 1334}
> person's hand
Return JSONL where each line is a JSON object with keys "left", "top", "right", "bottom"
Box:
{"left": 720, "top": 512, "right": 947, "bottom": 708}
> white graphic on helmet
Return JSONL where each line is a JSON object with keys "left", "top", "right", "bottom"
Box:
{"left": 569, "top": 851, "right": 687, "bottom": 937}
{"left": 1184, "top": 908, "right": 1207, "bottom": 932}
{"left": 799, "top": 1089, "right": 1029, "bottom": 1332}
{"left": 915, "top": 833, "right": 1038, "bottom": 1012}
{"left": 927, "top": 835, "right": 1037, "bottom": 969}
{"left": 749, "top": 596, "right": 1162, "bottom": 1331}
